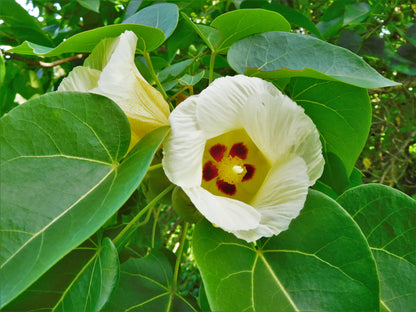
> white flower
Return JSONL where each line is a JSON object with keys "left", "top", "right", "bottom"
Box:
{"left": 58, "top": 30, "right": 170, "bottom": 149}
{"left": 162, "top": 75, "right": 324, "bottom": 242}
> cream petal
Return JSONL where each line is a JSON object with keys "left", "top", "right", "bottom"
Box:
{"left": 234, "top": 156, "right": 310, "bottom": 242}
{"left": 57, "top": 66, "right": 101, "bottom": 92}
{"left": 185, "top": 186, "right": 261, "bottom": 232}
{"left": 90, "top": 31, "right": 170, "bottom": 141}
{"left": 196, "top": 75, "right": 279, "bottom": 140}
{"left": 162, "top": 100, "right": 205, "bottom": 188}
{"left": 242, "top": 91, "right": 324, "bottom": 184}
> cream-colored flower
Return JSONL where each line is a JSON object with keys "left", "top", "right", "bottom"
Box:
{"left": 58, "top": 30, "right": 170, "bottom": 149}
{"left": 162, "top": 75, "right": 324, "bottom": 242}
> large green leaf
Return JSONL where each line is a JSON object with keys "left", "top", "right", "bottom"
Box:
{"left": 123, "top": 3, "right": 179, "bottom": 40}
{"left": 337, "top": 184, "right": 416, "bottom": 311}
{"left": 8, "top": 24, "right": 165, "bottom": 56}
{"left": 3, "top": 237, "right": 119, "bottom": 312}
{"left": 102, "top": 250, "right": 200, "bottom": 311}
{"left": 0, "top": 0, "right": 53, "bottom": 46}
{"left": 211, "top": 9, "right": 290, "bottom": 52}
{"left": 0, "top": 92, "right": 169, "bottom": 308}
{"left": 193, "top": 190, "right": 379, "bottom": 311}
{"left": 228, "top": 31, "right": 399, "bottom": 88}
{"left": 288, "top": 78, "right": 371, "bottom": 192}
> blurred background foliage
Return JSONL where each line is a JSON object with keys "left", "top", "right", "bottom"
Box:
{"left": 0, "top": 0, "right": 415, "bottom": 193}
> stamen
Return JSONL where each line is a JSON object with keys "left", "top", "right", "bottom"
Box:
{"left": 233, "top": 165, "right": 244, "bottom": 174}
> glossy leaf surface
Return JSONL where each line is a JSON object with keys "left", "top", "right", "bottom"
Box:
{"left": 289, "top": 78, "right": 371, "bottom": 190}
{"left": 193, "top": 190, "right": 379, "bottom": 312}
{"left": 337, "top": 184, "right": 416, "bottom": 310}
{"left": 8, "top": 24, "right": 165, "bottom": 56}
{"left": 228, "top": 31, "right": 399, "bottom": 88}
{"left": 0, "top": 92, "right": 169, "bottom": 307}
{"left": 124, "top": 3, "right": 179, "bottom": 40}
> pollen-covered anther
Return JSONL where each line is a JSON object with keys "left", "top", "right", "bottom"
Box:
{"left": 217, "top": 155, "right": 247, "bottom": 185}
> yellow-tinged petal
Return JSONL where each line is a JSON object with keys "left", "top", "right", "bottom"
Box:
{"left": 58, "top": 66, "right": 101, "bottom": 92}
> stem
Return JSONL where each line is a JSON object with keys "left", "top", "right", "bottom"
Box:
{"left": 151, "top": 204, "right": 162, "bottom": 249}
{"left": 208, "top": 51, "right": 217, "bottom": 84}
{"left": 172, "top": 222, "right": 189, "bottom": 292}
{"left": 147, "top": 163, "right": 163, "bottom": 172}
{"left": 143, "top": 52, "right": 174, "bottom": 110}
{"left": 113, "top": 184, "right": 175, "bottom": 250}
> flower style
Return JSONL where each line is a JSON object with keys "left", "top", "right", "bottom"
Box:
{"left": 162, "top": 75, "right": 324, "bottom": 242}
{"left": 58, "top": 30, "right": 170, "bottom": 149}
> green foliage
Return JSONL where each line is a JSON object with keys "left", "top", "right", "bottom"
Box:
{"left": 1, "top": 0, "right": 415, "bottom": 311}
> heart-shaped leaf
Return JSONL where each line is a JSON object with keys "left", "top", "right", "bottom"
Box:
{"left": 102, "top": 250, "right": 199, "bottom": 311}
{"left": 337, "top": 184, "right": 416, "bottom": 311}
{"left": 288, "top": 78, "right": 371, "bottom": 191}
{"left": 193, "top": 190, "right": 379, "bottom": 311}
{"left": 228, "top": 31, "right": 399, "bottom": 88}
{"left": 3, "top": 237, "right": 119, "bottom": 312}
{"left": 8, "top": 24, "right": 165, "bottom": 56}
{"left": 0, "top": 92, "right": 169, "bottom": 307}
{"left": 123, "top": 3, "right": 179, "bottom": 40}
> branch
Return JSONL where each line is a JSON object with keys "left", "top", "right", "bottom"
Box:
{"left": 4, "top": 52, "right": 87, "bottom": 68}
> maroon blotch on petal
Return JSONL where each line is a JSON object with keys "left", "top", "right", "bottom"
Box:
{"left": 242, "top": 164, "right": 255, "bottom": 181}
{"left": 229, "top": 142, "right": 248, "bottom": 159}
{"left": 209, "top": 144, "right": 227, "bottom": 162}
{"left": 203, "top": 161, "right": 218, "bottom": 181}
{"left": 216, "top": 180, "right": 237, "bottom": 196}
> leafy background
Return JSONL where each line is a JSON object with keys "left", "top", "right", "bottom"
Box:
{"left": 1, "top": 0, "right": 415, "bottom": 311}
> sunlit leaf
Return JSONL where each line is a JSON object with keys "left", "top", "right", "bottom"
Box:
{"left": 8, "top": 24, "right": 165, "bottom": 56}
{"left": 0, "top": 92, "right": 169, "bottom": 307}
{"left": 343, "top": 2, "right": 370, "bottom": 25}
{"left": 211, "top": 9, "right": 290, "bottom": 52}
{"left": 337, "top": 184, "right": 416, "bottom": 311}
{"left": 193, "top": 190, "right": 379, "bottom": 311}
{"left": 228, "top": 31, "right": 399, "bottom": 88}
{"left": 179, "top": 71, "right": 205, "bottom": 86}
{"left": 77, "top": 0, "right": 100, "bottom": 13}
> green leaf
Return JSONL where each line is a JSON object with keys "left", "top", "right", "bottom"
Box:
{"left": 263, "top": 3, "right": 324, "bottom": 39}
{"left": 289, "top": 78, "right": 371, "bottom": 182}
{"left": 228, "top": 31, "right": 400, "bottom": 88}
{"left": 77, "top": 0, "right": 100, "bottom": 13}
{"left": 0, "top": 0, "right": 53, "bottom": 46}
{"left": 211, "top": 9, "right": 291, "bottom": 52}
{"left": 193, "top": 190, "right": 379, "bottom": 311}
{"left": 179, "top": 71, "right": 205, "bottom": 86}
{"left": 0, "top": 51, "right": 5, "bottom": 87}
{"left": 8, "top": 24, "right": 165, "bottom": 56}
{"left": 157, "top": 59, "right": 193, "bottom": 82}
{"left": 0, "top": 92, "right": 169, "bottom": 308}
{"left": 343, "top": 2, "right": 371, "bottom": 26}
{"left": 337, "top": 184, "right": 416, "bottom": 311}
{"left": 4, "top": 237, "right": 119, "bottom": 312}
{"left": 123, "top": 3, "right": 179, "bottom": 40}
{"left": 102, "top": 250, "right": 200, "bottom": 312}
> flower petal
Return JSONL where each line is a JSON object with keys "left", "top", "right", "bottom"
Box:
{"left": 242, "top": 91, "right": 324, "bottom": 184}
{"left": 58, "top": 66, "right": 101, "bottom": 92}
{"left": 90, "top": 31, "right": 170, "bottom": 141}
{"left": 196, "top": 75, "right": 279, "bottom": 139}
{"left": 234, "top": 156, "right": 310, "bottom": 242}
{"left": 162, "top": 100, "right": 205, "bottom": 188}
{"left": 185, "top": 186, "right": 261, "bottom": 232}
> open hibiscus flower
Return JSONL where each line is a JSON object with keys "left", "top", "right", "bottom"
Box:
{"left": 163, "top": 75, "right": 324, "bottom": 242}
{"left": 58, "top": 30, "right": 170, "bottom": 150}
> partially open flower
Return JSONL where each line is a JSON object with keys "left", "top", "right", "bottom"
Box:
{"left": 162, "top": 75, "right": 324, "bottom": 242}
{"left": 58, "top": 30, "right": 170, "bottom": 149}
